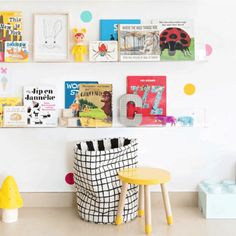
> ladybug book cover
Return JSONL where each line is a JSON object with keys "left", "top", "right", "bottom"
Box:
{"left": 64, "top": 81, "right": 98, "bottom": 117}
{"left": 100, "top": 19, "right": 140, "bottom": 41}
{"left": 119, "top": 24, "right": 160, "bottom": 61}
{"left": 77, "top": 84, "right": 112, "bottom": 127}
{"left": 23, "top": 86, "right": 57, "bottom": 127}
{"left": 0, "top": 12, "right": 23, "bottom": 62}
{"left": 0, "top": 97, "right": 22, "bottom": 127}
{"left": 127, "top": 76, "right": 166, "bottom": 126}
{"left": 157, "top": 20, "right": 195, "bottom": 61}
{"left": 89, "top": 41, "right": 118, "bottom": 62}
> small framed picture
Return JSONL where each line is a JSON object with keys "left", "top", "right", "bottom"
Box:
{"left": 33, "top": 13, "right": 69, "bottom": 62}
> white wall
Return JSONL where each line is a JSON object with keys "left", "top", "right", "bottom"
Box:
{"left": 0, "top": 0, "right": 235, "bottom": 192}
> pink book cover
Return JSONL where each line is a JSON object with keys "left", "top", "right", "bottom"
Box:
{"left": 127, "top": 76, "right": 166, "bottom": 125}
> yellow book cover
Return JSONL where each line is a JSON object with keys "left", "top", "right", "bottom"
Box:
{"left": 0, "top": 11, "right": 23, "bottom": 62}
{"left": 0, "top": 97, "right": 22, "bottom": 127}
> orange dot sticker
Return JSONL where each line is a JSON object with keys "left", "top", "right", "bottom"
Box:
{"left": 184, "top": 84, "right": 196, "bottom": 95}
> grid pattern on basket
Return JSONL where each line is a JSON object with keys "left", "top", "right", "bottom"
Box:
{"left": 74, "top": 137, "right": 138, "bottom": 224}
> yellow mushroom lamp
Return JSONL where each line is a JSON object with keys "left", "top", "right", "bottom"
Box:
{"left": 0, "top": 176, "right": 23, "bottom": 223}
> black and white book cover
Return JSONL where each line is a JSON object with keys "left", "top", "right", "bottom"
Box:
{"left": 23, "top": 86, "right": 57, "bottom": 127}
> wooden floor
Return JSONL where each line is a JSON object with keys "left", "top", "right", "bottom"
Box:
{"left": 0, "top": 206, "right": 236, "bottom": 236}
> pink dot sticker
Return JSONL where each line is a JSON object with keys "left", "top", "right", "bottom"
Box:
{"left": 205, "top": 44, "right": 213, "bottom": 56}
{"left": 65, "top": 173, "right": 74, "bottom": 185}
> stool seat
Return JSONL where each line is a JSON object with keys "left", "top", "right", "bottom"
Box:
{"left": 118, "top": 167, "right": 171, "bottom": 185}
{"left": 115, "top": 167, "right": 173, "bottom": 235}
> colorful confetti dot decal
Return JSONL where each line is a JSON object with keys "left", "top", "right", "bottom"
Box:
{"left": 65, "top": 173, "right": 74, "bottom": 185}
{"left": 205, "top": 44, "right": 213, "bottom": 56}
{"left": 80, "top": 10, "right": 93, "bottom": 23}
{"left": 184, "top": 84, "right": 196, "bottom": 95}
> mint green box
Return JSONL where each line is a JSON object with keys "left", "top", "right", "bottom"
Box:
{"left": 198, "top": 181, "right": 236, "bottom": 219}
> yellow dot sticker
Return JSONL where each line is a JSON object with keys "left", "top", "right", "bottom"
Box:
{"left": 184, "top": 84, "right": 196, "bottom": 95}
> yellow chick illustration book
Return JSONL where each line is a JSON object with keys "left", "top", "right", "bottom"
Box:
{"left": 0, "top": 97, "right": 22, "bottom": 127}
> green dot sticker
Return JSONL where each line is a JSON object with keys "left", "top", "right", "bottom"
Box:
{"left": 184, "top": 84, "right": 196, "bottom": 95}
{"left": 80, "top": 10, "right": 93, "bottom": 23}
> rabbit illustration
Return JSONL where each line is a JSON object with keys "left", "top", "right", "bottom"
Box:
{"left": 43, "top": 19, "right": 63, "bottom": 49}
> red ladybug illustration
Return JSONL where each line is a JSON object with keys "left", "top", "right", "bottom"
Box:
{"left": 160, "top": 28, "right": 191, "bottom": 56}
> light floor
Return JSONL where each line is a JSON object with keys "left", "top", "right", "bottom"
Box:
{"left": 1, "top": 207, "right": 236, "bottom": 236}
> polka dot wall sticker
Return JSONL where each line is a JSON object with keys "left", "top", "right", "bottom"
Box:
{"left": 80, "top": 10, "right": 93, "bottom": 23}
{"left": 65, "top": 172, "right": 74, "bottom": 185}
{"left": 184, "top": 83, "right": 196, "bottom": 95}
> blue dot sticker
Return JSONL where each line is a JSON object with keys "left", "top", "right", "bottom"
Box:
{"left": 80, "top": 10, "right": 93, "bottom": 23}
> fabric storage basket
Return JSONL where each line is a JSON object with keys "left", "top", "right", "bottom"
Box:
{"left": 74, "top": 137, "right": 138, "bottom": 224}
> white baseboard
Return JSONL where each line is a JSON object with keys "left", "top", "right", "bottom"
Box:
{"left": 21, "top": 192, "right": 198, "bottom": 208}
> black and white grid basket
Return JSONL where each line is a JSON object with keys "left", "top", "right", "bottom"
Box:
{"left": 74, "top": 137, "right": 138, "bottom": 224}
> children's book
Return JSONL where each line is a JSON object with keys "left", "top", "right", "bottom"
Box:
{"left": 4, "top": 41, "right": 29, "bottom": 62}
{"left": 100, "top": 19, "right": 140, "bottom": 41}
{"left": 78, "top": 84, "right": 112, "bottom": 127}
{"left": 0, "top": 97, "right": 22, "bottom": 127}
{"left": 89, "top": 41, "right": 118, "bottom": 62}
{"left": 23, "top": 86, "right": 57, "bottom": 127}
{"left": 157, "top": 19, "right": 195, "bottom": 61}
{"left": 0, "top": 12, "right": 22, "bottom": 62}
{"left": 127, "top": 76, "right": 166, "bottom": 126}
{"left": 64, "top": 81, "right": 98, "bottom": 118}
{"left": 119, "top": 24, "right": 160, "bottom": 61}
{"left": 3, "top": 106, "right": 27, "bottom": 127}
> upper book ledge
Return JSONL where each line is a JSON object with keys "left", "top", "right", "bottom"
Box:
{"left": 4, "top": 0, "right": 195, "bottom": 2}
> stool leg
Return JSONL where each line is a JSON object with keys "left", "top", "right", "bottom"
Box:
{"left": 115, "top": 182, "right": 128, "bottom": 225}
{"left": 138, "top": 185, "right": 144, "bottom": 217}
{"left": 144, "top": 185, "right": 152, "bottom": 235}
{"left": 161, "top": 183, "right": 173, "bottom": 225}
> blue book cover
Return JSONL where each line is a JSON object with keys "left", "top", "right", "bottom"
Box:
{"left": 100, "top": 19, "right": 141, "bottom": 41}
{"left": 65, "top": 81, "right": 98, "bottom": 109}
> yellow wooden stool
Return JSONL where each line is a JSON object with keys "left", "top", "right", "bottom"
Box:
{"left": 115, "top": 167, "right": 173, "bottom": 234}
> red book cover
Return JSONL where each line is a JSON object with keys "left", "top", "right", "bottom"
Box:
{"left": 127, "top": 76, "right": 166, "bottom": 125}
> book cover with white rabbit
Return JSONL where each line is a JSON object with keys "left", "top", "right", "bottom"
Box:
{"left": 118, "top": 24, "right": 160, "bottom": 61}
{"left": 23, "top": 86, "right": 57, "bottom": 127}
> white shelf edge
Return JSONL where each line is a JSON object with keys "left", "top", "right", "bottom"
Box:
{"left": 2, "top": 0, "right": 196, "bottom": 3}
